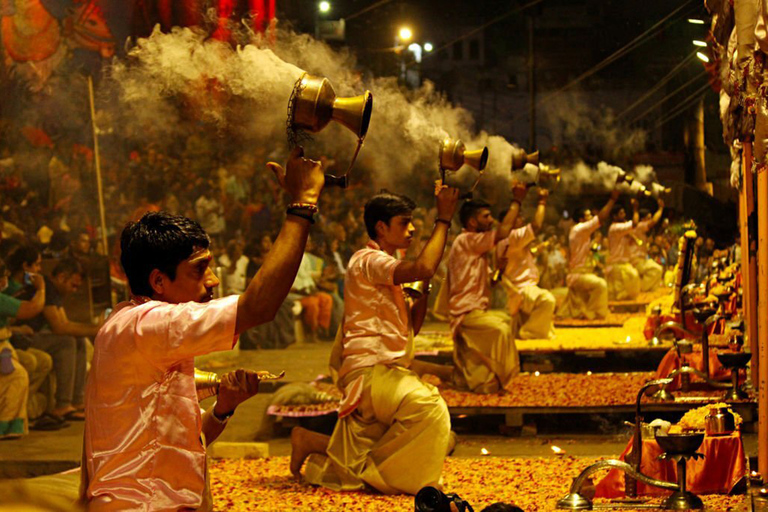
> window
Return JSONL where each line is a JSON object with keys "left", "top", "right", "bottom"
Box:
{"left": 469, "top": 39, "right": 480, "bottom": 60}
{"left": 452, "top": 41, "right": 463, "bottom": 60}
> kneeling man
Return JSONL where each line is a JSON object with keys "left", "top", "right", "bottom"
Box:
{"left": 292, "top": 184, "right": 459, "bottom": 495}
{"left": 606, "top": 198, "right": 640, "bottom": 301}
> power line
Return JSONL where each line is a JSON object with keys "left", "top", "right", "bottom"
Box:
{"left": 653, "top": 82, "right": 712, "bottom": 128}
{"left": 344, "top": 0, "right": 395, "bottom": 21}
{"left": 628, "top": 70, "right": 707, "bottom": 124}
{"left": 422, "top": 0, "right": 546, "bottom": 60}
{"left": 548, "top": 0, "right": 697, "bottom": 98}
{"left": 617, "top": 51, "right": 698, "bottom": 119}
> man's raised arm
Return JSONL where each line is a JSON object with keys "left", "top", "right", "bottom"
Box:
{"left": 494, "top": 183, "right": 529, "bottom": 242}
{"left": 530, "top": 189, "right": 549, "bottom": 234}
{"left": 236, "top": 147, "right": 325, "bottom": 334}
{"left": 596, "top": 187, "right": 621, "bottom": 225}
{"left": 393, "top": 184, "right": 459, "bottom": 285}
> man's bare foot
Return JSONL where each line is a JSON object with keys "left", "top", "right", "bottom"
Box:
{"left": 290, "top": 427, "right": 312, "bottom": 479}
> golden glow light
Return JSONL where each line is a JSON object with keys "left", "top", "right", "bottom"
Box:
{"left": 551, "top": 445, "right": 564, "bottom": 455}
{"left": 319, "top": 1, "right": 330, "bottom": 13}
{"left": 398, "top": 27, "right": 413, "bottom": 42}
{"left": 481, "top": 447, "right": 490, "bottom": 455}
{"left": 424, "top": 42, "right": 434, "bottom": 52}
{"left": 693, "top": 40, "right": 707, "bottom": 47}
{"left": 688, "top": 18, "right": 705, "bottom": 24}
{"left": 696, "top": 52, "right": 710, "bottom": 63}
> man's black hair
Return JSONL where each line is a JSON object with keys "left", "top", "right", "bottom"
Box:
{"left": 639, "top": 208, "right": 651, "bottom": 219}
{"left": 363, "top": 191, "right": 416, "bottom": 240}
{"left": 611, "top": 205, "right": 626, "bottom": 219}
{"left": 6, "top": 244, "right": 40, "bottom": 275}
{"left": 120, "top": 211, "right": 210, "bottom": 297}
{"left": 574, "top": 206, "right": 591, "bottom": 222}
{"left": 459, "top": 199, "right": 491, "bottom": 227}
{"left": 52, "top": 258, "right": 83, "bottom": 278}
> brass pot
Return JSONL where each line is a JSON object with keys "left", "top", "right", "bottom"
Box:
{"left": 705, "top": 406, "right": 736, "bottom": 436}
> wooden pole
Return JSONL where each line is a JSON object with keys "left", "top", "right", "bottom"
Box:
{"left": 755, "top": 139, "right": 768, "bottom": 478}
{"left": 743, "top": 142, "right": 759, "bottom": 385}
{"left": 87, "top": 76, "right": 109, "bottom": 258}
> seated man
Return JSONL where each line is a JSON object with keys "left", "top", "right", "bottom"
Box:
{"left": 81, "top": 147, "right": 325, "bottom": 510}
{"left": 291, "top": 184, "right": 459, "bottom": 495}
{"left": 497, "top": 188, "right": 555, "bottom": 339}
{"left": 557, "top": 186, "right": 621, "bottom": 320}
{"left": 631, "top": 198, "right": 664, "bottom": 292}
{"left": 605, "top": 199, "right": 640, "bottom": 301}
{"left": 0, "top": 258, "right": 46, "bottom": 439}
{"left": 447, "top": 184, "right": 528, "bottom": 394}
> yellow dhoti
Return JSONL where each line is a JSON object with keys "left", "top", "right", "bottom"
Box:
{"left": 453, "top": 310, "right": 518, "bottom": 394}
{"left": 304, "top": 364, "right": 450, "bottom": 494}
{"left": 633, "top": 258, "right": 662, "bottom": 292}
{"left": 502, "top": 279, "right": 555, "bottom": 340}
{"left": 606, "top": 263, "right": 640, "bottom": 300}
{"left": 558, "top": 272, "right": 609, "bottom": 320}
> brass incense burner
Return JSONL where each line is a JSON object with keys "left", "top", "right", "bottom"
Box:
{"left": 438, "top": 138, "right": 488, "bottom": 198}
{"left": 287, "top": 73, "right": 373, "bottom": 188}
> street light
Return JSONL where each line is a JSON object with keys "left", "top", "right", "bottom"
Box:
{"left": 688, "top": 18, "right": 705, "bottom": 24}
{"left": 692, "top": 40, "right": 707, "bottom": 47}
{"left": 319, "top": 1, "right": 330, "bottom": 13}
{"left": 424, "top": 42, "right": 434, "bottom": 52}
{"left": 398, "top": 27, "right": 413, "bottom": 42}
{"left": 696, "top": 51, "right": 709, "bottom": 63}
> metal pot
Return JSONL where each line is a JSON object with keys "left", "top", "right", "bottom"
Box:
{"left": 705, "top": 406, "right": 736, "bottom": 436}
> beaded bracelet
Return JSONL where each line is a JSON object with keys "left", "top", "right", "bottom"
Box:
{"left": 287, "top": 202, "right": 319, "bottom": 213}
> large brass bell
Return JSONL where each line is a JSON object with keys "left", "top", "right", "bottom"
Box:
{"left": 439, "top": 138, "right": 488, "bottom": 172}
{"left": 510, "top": 147, "right": 539, "bottom": 171}
{"left": 288, "top": 73, "right": 373, "bottom": 188}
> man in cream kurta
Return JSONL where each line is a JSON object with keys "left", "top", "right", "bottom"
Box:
{"left": 81, "top": 147, "right": 326, "bottom": 510}
{"left": 496, "top": 188, "right": 554, "bottom": 339}
{"left": 631, "top": 198, "right": 664, "bottom": 292}
{"left": 557, "top": 186, "right": 621, "bottom": 320}
{"left": 447, "top": 185, "right": 528, "bottom": 394}
{"left": 605, "top": 200, "right": 640, "bottom": 301}
{"left": 296, "top": 186, "right": 459, "bottom": 495}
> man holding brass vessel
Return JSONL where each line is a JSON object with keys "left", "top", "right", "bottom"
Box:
{"left": 80, "top": 147, "right": 326, "bottom": 511}
{"left": 446, "top": 183, "right": 529, "bottom": 394}
{"left": 605, "top": 199, "right": 641, "bottom": 301}
{"left": 631, "top": 199, "right": 665, "bottom": 292}
{"left": 496, "top": 188, "right": 555, "bottom": 340}
{"left": 557, "top": 184, "right": 622, "bottom": 320}
{"left": 292, "top": 182, "right": 460, "bottom": 495}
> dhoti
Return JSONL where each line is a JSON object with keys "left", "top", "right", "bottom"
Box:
{"left": 452, "top": 310, "right": 518, "bottom": 394}
{"left": 502, "top": 279, "right": 555, "bottom": 339}
{"left": 558, "top": 272, "right": 609, "bottom": 320}
{"left": 304, "top": 364, "right": 450, "bottom": 495}
{"left": 633, "top": 258, "right": 662, "bottom": 292}
{"left": 606, "top": 263, "right": 640, "bottom": 300}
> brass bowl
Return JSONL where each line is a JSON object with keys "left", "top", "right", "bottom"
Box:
{"left": 655, "top": 432, "right": 704, "bottom": 455}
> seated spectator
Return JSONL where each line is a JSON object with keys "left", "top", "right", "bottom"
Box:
{"left": 0, "top": 257, "right": 46, "bottom": 439}
{"left": 290, "top": 238, "right": 334, "bottom": 341}
{"left": 219, "top": 239, "right": 249, "bottom": 296}
{"left": 16, "top": 258, "right": 102, "bottom": 421}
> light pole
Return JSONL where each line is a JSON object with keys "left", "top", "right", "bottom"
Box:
{"left": 396, "top": 26, "right": 413, "bottom": 83}
{"left": 315, "top": 1, "right": 331, "bottom": 39}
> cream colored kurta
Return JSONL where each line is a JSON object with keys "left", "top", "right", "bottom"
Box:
{"left": 606, "top": 220, "right": 641, "bottom": 300}
{"left": 447, "top": 230, "right": 518, "bottom": 393}
{"left": 560, "top": 216, "right": 609, "bottom": 319}
{"left": 83, "top": 295, "right": 238, "bottom": 511}
{"left": 497, "top": 225, "right": 555, "bottom": 340}
{"left": 305, "top": 241, "right": 451, "bottom": 495}
{"left": 630, "top": 220, "right": 663, "bottom": 292}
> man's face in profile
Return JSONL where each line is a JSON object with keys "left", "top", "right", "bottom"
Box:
{"left": 160, "top": 247, "right": 220, "bottom": 303}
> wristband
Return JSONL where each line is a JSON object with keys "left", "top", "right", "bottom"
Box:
{"left": 287, "top": 208, "right": 315, "bottom": 224}
{"left": 211, "top": 402, "right": 234, "bottom": 424}
{"left": 287, "top": 202, "right": 319, "bottom": 213}
{"left": 435, "top": 218, "right": 451, "bottom": 227}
